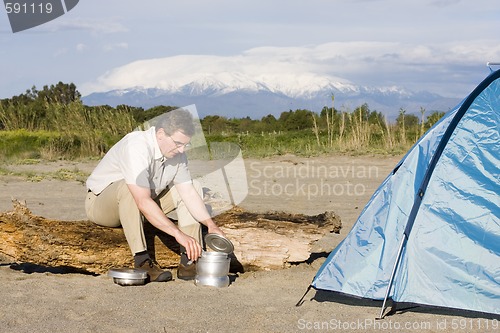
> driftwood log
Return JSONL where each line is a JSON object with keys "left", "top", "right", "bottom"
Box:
{"left": 0, "top": 200, "right": 341, "bottom": 274}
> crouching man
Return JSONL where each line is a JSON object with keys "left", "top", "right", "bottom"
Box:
{"left": 85, "top": 109, "right": 224, "bottom": 282}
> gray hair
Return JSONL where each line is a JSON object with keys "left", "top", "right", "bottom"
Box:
{"left": 158, "top": 109, "right": 195, "bottom": 137}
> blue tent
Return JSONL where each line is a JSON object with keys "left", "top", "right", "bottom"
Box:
{"left": 311, "top": 66, "right": 500, "bottom": 317}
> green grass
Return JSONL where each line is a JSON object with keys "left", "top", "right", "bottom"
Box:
{"left": 0, "top": 127, "right": 414, "bottom": 165}
{"left": 204, "top": 129, "right": 412, "bottom": 158}
{"left": 0, "top": 129, "right": 64, "bottom": 160}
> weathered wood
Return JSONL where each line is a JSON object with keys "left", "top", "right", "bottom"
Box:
{"left": 213, "top": 207, "right": 341, "bottom": 270}
{"left": 0, "top": 200, "right": 341, "bottom": 274}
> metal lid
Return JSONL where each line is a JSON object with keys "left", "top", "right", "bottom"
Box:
{"left": 108, "top": 268, "right": 148, "bottom": 279}
{"left": 205, "top": 233, "right": 234, "bottom": 254}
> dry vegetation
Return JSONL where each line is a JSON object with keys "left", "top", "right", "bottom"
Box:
{"left": 0, "top": 82, "right": 446, "bottom": 161}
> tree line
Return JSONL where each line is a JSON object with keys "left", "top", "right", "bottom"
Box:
{"left": 201, "top": 104, "right": 444, "bottom": 135}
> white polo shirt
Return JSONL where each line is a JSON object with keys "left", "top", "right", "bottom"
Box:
{"left": 86, "top": 126, "right": 191, "bottom": 198}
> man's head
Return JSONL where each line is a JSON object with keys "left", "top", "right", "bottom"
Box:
{"left": 156, "top": 109, "right": 196, "bottom": 158}
{"left": 159, "top": 109, "right": 196, "bottom": 137}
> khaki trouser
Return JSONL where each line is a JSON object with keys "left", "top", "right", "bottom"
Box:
{"left": 85, "top": 180, "right": 203, "bottom": 255}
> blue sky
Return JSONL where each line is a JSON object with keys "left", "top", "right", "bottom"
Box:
{"left": 1, "top": 0, "right": 499, "bottom": 101}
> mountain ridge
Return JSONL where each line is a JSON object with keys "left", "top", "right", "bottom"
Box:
{"left": 82, "top": 75, "right": 459, "bottom": 120}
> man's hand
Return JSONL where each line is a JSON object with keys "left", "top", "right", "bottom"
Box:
{"left": 207, "top": 224, "right": 225, "bottom": 237}
{"left": 175, "top": 231, "right": 202, "bottom": 261}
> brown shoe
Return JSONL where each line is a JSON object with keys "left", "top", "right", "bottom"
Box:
{"left": 136, "top": 259, "right": 172, "bottom": 282}
{"left": 177, "top": 262, "right": 196, "bottom": 281}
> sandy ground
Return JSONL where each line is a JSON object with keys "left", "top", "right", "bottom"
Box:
{"left": 0, "top": 155, "right": 497, "bottom": 333}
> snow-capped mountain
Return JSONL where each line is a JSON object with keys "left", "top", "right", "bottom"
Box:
{"left": 82, "top": 74, "right": 458, "bottom": 120}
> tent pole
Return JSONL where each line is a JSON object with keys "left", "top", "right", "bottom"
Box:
{"left": 378, "top": 235, "right": 407, "bottom": 319}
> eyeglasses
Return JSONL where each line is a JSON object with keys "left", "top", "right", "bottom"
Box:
{"left": 168, "top": 136, "right": 191, "bottom": 149}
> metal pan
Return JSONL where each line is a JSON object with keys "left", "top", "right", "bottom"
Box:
{"left": 108, "top": 268, "right": 148, "bottom": 286}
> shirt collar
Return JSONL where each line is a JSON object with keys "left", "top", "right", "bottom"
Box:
{"left": 151, "top": 126, "right": 164, "bottom": 161}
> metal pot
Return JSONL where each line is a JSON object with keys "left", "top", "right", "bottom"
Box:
{"left": 108, "top": 268, "right": 147, "bottom": 286}
{"left": 195, "top": 251, "right": 231, "bottom": 288}
{"left": 195, "top": 274, "right": 230, "bottom": 288}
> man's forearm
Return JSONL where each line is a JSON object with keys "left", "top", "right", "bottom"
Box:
{"left": 175, "top": 183, "right": 212, "bottom": 222}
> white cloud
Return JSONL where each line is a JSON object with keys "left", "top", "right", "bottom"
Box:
{"left": 76, "top": 43, "right": 87, "bottom": 52}
{"left": 46, "top": 18, "right": 128, "bottom": 34}
{"left": 81, "top": 40, "right": 500, "bottom": 97}
{"left": 3, "top": 0, "right": 499, "bottom": 102}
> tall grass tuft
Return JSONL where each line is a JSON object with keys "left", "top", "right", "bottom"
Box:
{"left": 0, "top": 101, "right": 135, "bottom": 160}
